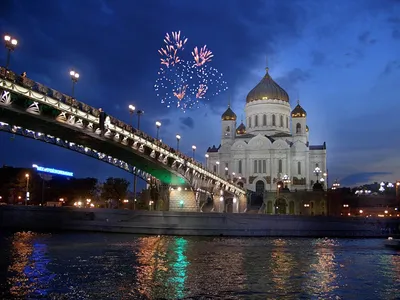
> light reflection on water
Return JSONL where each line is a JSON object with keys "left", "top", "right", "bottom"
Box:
{"left": 0, "top": 232, "right": 399, "bottom": 299}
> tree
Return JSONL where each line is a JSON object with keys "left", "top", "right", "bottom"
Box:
{"left": 101, "top": 177, "right": 130, "bottom": 204}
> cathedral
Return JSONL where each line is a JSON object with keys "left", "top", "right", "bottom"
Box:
{"left": 206, "top": 67, "right": 327, "bottom": 195}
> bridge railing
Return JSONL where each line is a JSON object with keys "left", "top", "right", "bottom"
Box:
{"left": 0, "top": 67, "right": 245, "bottom": 195}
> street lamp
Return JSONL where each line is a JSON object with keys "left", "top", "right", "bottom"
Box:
{"left": 128, "top": 104, "right": 135, "bottom": 128}
{"left": 69, "top": 70, "right": 80, "bottom": 98}
{"left": 176, "top": 134, "right": 181, "bottom": 150}
{"left": 128, "top": 105, "right": 142, "bottom": 210}
{"left": 25, "top": 173, "right": 29, "bottom": 206}
{"left": 137, "top": 110, "right": 144, "bottom": 130}
{"left": 192, "top": 145, "right": 196, "bottom": 159}
{"left": 4, "top": 34, "right": 18, "bottom": 69}
{"left": 314, "top": 167, "right": 321, "bottom": 182}
{"left": 155, "top": 121, "right": 161, "bottom": 140}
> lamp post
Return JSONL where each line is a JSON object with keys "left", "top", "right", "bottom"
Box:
{"left": 192, "top": 145, "right": 196, "bottom": 159}
{"left": 176, "top": 134, "right": 181, "bottom": 150}
{"left": 128, "top": 104, "right": 137, "bottom": 209}
{"left": 3, "top": 34, "right": 18, "bottom": 69}
{"left": 128, "top": 104, "right": 135, "bottom": 127}
{"left": 137, "top": 110, "right": 144, "bottom": 130}
{"left": 69, "top": 70, "right": 80, "bottom": 98}
{"left": 155, "top": 121, "right": 161, "bottom": 140}
{"left": 25, "top": 173, "right": 29, "bottom": 206}
{"left": 314, "top": 167, "right": 321, "bottom": 182}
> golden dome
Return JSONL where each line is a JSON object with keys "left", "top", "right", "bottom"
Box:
{"left": 246, "top": 68, "right": 289, "bottom": 103}
{"left": 236, "top": 122, "right": 246, "bottom": 134}
{"left": 221, "top": 106, "right": 237, "bottom": 121}
{"left": 291, "top": 101, "right": 307, "bottom": 118}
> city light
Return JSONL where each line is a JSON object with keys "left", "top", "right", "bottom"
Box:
{"left": 32, "top": 164, "right": 73, "bottom": 177}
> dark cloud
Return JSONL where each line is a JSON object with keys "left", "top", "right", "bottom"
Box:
{"left": 340, "top": 172, "right": 392, "bottom": 187}
{"left": 275, "top": 68, "right": 311, "bottom": 96}
{"left": 310, "top": 51, "right": 326, "bottom": 66}
{"left": 179, "top": 117, "right": 195, "bottom": 129}
{"left": 381, "top": 60, "right": 400, "bottom": 76}
{"left": 358, "top": 31, "right": 376, "bottom": 45}
{"left": 392, "top": 29, "right": 400, "bottom": 39}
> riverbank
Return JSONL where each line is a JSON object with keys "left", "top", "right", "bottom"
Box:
{"left": 0, "top": 206, "right": 399, "bottom": 237}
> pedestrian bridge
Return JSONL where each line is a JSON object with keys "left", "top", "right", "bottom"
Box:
{"left": 0, "top": 67, "right": 246, "bottom": 212}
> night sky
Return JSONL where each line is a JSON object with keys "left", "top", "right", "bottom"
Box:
{"left": 1, "top": 0, "right": 400, "bottom": 188}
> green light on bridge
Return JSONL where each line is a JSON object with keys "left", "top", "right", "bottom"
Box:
{"left": 179, "top": 200, "right": 184, "bottom": 207}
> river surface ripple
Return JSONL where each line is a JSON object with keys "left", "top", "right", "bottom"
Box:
{"left": 0, "top": 231, "right": 399, "bottom": 299}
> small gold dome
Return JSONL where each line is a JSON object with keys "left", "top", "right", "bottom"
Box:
{"left": 246, "top": 68, "right": 289, "bottom": 103}
{"left": 236, "top": 122, "right": 246, "bottom": 134}
{"left": 291, "top": 101, "right": 307, "bottom": 118}
{"left": 221, "top": 106, "right": 237, "bottom": 121}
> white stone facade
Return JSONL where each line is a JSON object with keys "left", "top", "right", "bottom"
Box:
{"left": 206, "top": 69, "right": 327, "bottom": 193}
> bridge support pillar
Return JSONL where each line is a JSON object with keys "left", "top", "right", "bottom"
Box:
{"left": 169, "top": 187, "right": 198, "bottom": 212}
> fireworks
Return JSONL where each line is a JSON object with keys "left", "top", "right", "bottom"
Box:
{"left": 154, "top": 31, "right": 228, "bottom": 112}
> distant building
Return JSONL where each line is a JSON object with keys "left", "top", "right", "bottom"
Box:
{"left": 206, "top": 67, "right": 327, "bottom": 214}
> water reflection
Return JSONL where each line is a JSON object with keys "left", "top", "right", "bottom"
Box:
{"left": 0, "top": 233, "right": 399, "bottom": 299}
{"left": 135, "top": 236, "right": 168, "bottom": 298}
{"left": 6, "top": 231, "right": 52, "bottom": 298}
{"left": 306, "top": 238, "right": 339, "bottom": 297}
{"left": 270, "top": 238, "right": 293, "bottom": 294}
{"left": 168, "top": 237, "right": 188, "bottom": 299}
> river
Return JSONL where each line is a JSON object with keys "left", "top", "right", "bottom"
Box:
{"left": 0, "top": 231, "right": 399, "bottom": 299}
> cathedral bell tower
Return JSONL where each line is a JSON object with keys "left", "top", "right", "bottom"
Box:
{"left": 221, "top": 103, "right": 237, "bottom": 144}
{"left": 291, "top": 100, "right": 307, "bottom": 143}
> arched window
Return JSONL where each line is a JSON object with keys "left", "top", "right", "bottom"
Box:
{"left": 297, "top": 161, "right": 301, "bottom": 174}
{"left": 278, "top": 159, "right": 283, "bottom": 173}
{"left": 255, "top": 115, "right": 258, "bottom": 127}
{"left": 263, "top": 115, "right": 267, "bottom": 126}
{"left": 272, "top": 115, "right": 276, "bottom": 126}
{"left": 280, "top": 115, "right": 283, "bottom": 127}
{"left": 296, "top": 123, "right": 301, "bottom": 133}
{"left": 286, "top": 117, "right": 289, "bottom": 128}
